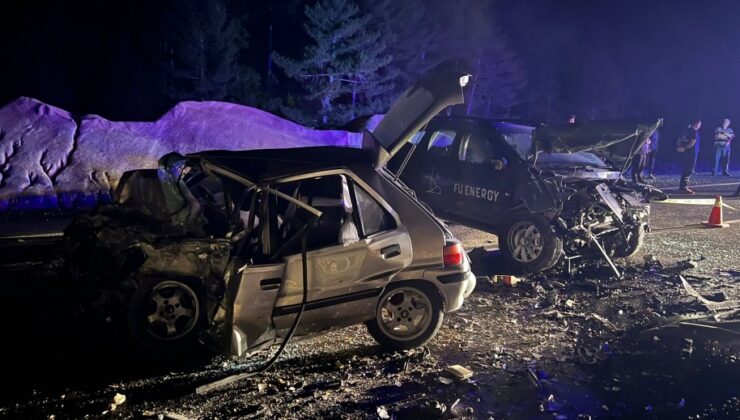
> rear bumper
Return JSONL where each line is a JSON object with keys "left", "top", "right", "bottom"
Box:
{"left": 423, "top": 266, "right": 476, "bottom": 313}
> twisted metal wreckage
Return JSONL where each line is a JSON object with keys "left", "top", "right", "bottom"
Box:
{"left": 64, "top": 64, "right": 478, "bottom": 393}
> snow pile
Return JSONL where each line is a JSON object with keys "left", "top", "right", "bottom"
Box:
{"left": 0, "top": 98, "right": 362, "bottom": 211}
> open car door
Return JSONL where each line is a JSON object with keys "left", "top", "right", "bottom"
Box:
{"left": 268, "top": 173, "right": 413, "bottom": 337}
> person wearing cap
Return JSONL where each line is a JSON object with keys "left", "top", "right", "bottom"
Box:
{"left": 712, "top": 118, "right": 734, "bottom": 176}
{"left": 676, "top": 118, "right": 702, "bottom": 194}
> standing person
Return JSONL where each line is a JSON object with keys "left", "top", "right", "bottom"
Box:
{"left": 676, "top": 118, "right": 702, "bottom": 194}
{"left": 644, "top": 129, "right": 659, "bottom": 180}
{"left": 713, "top": 118, "right": 734, "bottom": 176}
{"left": 631, "top": 135, "right": 649, "bottom": 183}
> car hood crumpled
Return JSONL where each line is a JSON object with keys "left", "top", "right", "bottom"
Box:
{"left": 534, "top": 119, "right": 663, "bottom": 162}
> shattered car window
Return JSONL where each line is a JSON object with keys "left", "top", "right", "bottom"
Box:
{"left": 274, "top": 175, "right": 358, "bottom": 252}
{"left": 353, "top": 184, "right": 395, "bottom": 236}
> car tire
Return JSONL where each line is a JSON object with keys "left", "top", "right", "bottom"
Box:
{"left": 366, "top": 282, "right": 444, "bottom": 351}
{"left": 499, "top": 212, "right": 563, "bottom": 273}
{"left": 609, "top": 224, "right": 646, "bottom": 259}
{"left": 127, "top": 276, "right": 207, "bottom": 353}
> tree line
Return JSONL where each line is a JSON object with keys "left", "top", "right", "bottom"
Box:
{"left": 159, "top": 0, "right": 527, "bottom": 127}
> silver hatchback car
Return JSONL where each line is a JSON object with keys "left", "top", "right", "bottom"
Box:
{"left": 65, "top": 64, "right": 476, "bottom": 357}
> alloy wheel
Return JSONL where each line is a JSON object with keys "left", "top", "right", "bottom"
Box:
{"left": 377, "top": 287, "right": 433, "bottom": 341}
{"left": 144, "top": 280, "right": 200, "bottom": 341}
{"left": 508, "top": 221, "right": 544, "bottom": 263}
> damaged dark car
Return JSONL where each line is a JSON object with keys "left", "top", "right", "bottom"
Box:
{"left": 388, "top": 117, "right": 666, "bottom": 273}
{"left": 63, "top": 66, "right": 476, "bottom": 359}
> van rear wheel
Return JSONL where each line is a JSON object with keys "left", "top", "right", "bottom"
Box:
{"left": 366, "top": 283, "right": 443, "bottom": 351}
{"left": 499, "top": 212, "right": 562, "bottom": 273}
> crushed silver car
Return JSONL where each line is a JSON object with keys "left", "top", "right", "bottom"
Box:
{"left": 64, "top": 64, "right": 476, "bottom": 359}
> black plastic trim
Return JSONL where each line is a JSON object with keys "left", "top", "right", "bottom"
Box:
{"left": 273, "top": 288, "right": 382, "bottom": 316}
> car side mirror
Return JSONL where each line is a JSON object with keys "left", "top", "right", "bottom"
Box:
{"left": 491, "top": 158, "right": 507, "bottom": 170}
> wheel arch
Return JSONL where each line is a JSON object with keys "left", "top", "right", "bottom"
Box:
{"left": 383, "top": 279, "right": 447, "bottom": 311}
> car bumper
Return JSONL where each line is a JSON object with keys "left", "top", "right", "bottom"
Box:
{"left": 423, "top": 266, "right": 476, "bottom": 313}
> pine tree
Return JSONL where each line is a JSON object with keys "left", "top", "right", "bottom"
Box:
{"left": 464, "top": 28, "right": 528, "bottom": 118}
{"left": 434, "top": 0, "right": 527, "bottom": 118}
{"left": 363, "top": 0, "right": 438, "bottom": 90}
{"left": 160, "top": 0, "right": 259, "bottom": 104}
{"left": 272, "top": 0, "right": 393, "bottom": 126}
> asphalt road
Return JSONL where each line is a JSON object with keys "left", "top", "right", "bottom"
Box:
{"left": 0, "top": 174, "right": 738, "bottom": 419}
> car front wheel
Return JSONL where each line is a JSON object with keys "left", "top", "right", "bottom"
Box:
{"left": 127, "top": 277, "right": 207, "bottom": 353}
{"left": 366, "top": 283, "right": 444, "bottom": 351}
{"left": 499, "top": 212, "right": 563, "bottom": 273}
{"left": 608, "top": 223, "right": 646, "bottom": 259}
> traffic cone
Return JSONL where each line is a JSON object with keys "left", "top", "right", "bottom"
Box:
{"left": 703, "top": 195, "right": 729, "bottom": 228}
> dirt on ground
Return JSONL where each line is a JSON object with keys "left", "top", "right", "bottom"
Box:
{"left": 0, "top": 175, "right": 738, "bottom": 419}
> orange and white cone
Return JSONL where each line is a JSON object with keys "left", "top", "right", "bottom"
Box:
{"left": 703, "top": 195, "right": 729, "bottom": 228}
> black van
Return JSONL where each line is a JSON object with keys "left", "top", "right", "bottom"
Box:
{"left": 387, "top": 116, "right": 664, "bottom": 273}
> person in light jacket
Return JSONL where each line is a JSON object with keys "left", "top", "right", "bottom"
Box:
{"left": 713, "top": 118, "right": 734, "bottom": 176}
{"left": 644, "top": 129, "right": 659, "bottom": 180}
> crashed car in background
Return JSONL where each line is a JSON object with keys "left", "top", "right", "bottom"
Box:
{"left": 64, "top": 65, "right": 475, "bottom": 358}
{"left": 387, "top": 117, "right": 665, "bottom": 273}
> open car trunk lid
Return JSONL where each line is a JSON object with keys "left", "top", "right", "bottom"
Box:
{"left": 364, "top": 61, "right": 470, "bottom": 169}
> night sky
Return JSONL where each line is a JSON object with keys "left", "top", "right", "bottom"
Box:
{"left": 1, "top": 0, "right": 740, "bottom": 166}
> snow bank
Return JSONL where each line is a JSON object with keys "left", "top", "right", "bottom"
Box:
{"left": 0, "top": 98, "right": 362, "bottom": 211}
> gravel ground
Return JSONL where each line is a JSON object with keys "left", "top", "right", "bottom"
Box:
{"left": 0, "top": 175, "right": 738, "bottom": 419}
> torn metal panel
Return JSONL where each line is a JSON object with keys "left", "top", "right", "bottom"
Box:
{"left": 679, "top": 275, "right": 740, "bottom": 312}
{"left": 534, "top": 119, "right": 663, "bottom": 156}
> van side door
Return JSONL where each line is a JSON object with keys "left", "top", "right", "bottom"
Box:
{"left": 396, "top": 125, "right": 464, "bottom": 218}
{"left": 455, "top": 127, "right": 520, "bottom": 224}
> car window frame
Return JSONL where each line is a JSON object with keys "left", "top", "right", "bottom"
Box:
{"left": 459, "top": 127, "right": 520, "bottom": 165}
{"left": 347, "top": 180, "right": 397, "bottom": 239}
{"left": 270, "top": 169, "right": 403, "bottom": 244}
{"left": 425, "top": 128, "right": 460, "bottom": 158}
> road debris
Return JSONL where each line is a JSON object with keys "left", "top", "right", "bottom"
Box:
{"left": 494, "top": 274, "right": 520, "bottom": 286}
{"left": 446, "top": 365, "right": 474, "bottom": 380}
{"left": 3, "top": 192, "right": 740, "bottom": 419}
{"left": 109, "top": 393, "right": 126, "bottom": 411}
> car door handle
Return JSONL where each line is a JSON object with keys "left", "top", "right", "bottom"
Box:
{"left": 260, "top": 278, "right": 282, "bottom": 291}
{"left": 380, "top": 244, "right": 401, "bottom": 259}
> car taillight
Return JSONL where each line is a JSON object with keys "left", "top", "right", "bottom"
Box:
{"left": 443, "top": 242, "right": 463, "bottom": 267}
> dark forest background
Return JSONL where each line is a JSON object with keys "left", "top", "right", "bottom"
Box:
{"left": 1, "top": 0, "right": 740, "bottom": 152}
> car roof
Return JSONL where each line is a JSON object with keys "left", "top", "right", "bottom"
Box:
{"left": 187, "top": 146, "right": 371, "bottom": 182}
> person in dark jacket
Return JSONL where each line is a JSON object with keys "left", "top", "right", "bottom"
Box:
{"left": 677, "top": 119, "right": 702, "bottom": 194}
{"left": 644, "top": 129, "right": 659, "bottom": 180}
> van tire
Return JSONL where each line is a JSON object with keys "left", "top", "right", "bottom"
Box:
{"left": 499, "top": 212, "right": 562, "bottom": 273}
{"left": 609, "top": 223, "right": 646, "bottom": 259}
